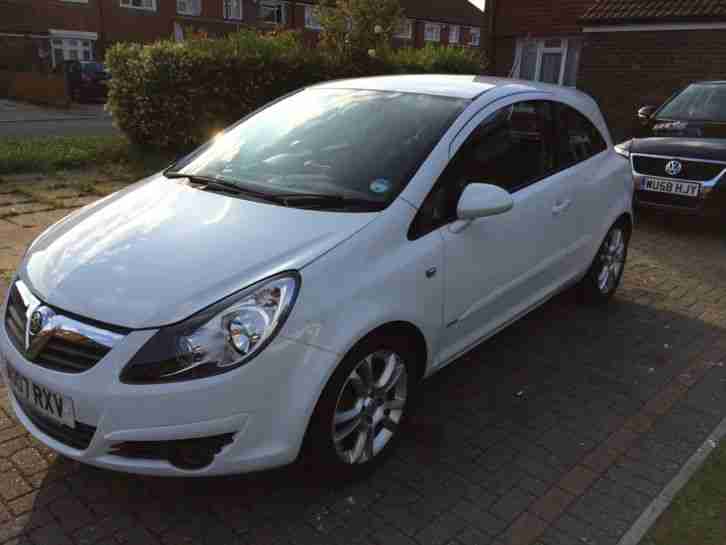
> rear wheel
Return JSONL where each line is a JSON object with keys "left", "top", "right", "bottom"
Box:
{"left": 579, "top": 220, "right": 629, "bottom": 304}
{"left": 304, "top": 334, "right": 416, "bottom": 480}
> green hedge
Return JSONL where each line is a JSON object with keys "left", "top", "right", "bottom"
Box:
{"left": 105, "top": 31, "right": 485, "bottom": 150}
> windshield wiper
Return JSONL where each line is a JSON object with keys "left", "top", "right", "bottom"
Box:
{"left": 269, "top": 192, "right": 384, "bottom": 211}
{"left": 164, "top": 172, "right": 278, "bottom": 202}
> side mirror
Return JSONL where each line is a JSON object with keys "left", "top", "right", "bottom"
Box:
{"left": 637, "top": 105, "right": 657, "bottom": 122}
{"left": 457, "top": 183, "right": 513, "bottom": 221}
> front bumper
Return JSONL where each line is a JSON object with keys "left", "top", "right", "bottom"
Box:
{"left": 635, "top": 186, "right": 726, "bottom": 217}
{"left": 0, "top": 308, "right": 339, "bottom": 476}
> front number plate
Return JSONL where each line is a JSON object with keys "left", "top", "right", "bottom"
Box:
{"left": 642, "top": 177, "right": 701, "bottom": 197}
{"left": 7, "top": 364, "right": 76, "bottom": 428}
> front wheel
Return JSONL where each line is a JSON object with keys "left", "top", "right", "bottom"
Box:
{"left": 579, "top": 220, "right": 630, "bottom": 304}
{"left": 304, "top": 334, "right": 416, "bottom": 480}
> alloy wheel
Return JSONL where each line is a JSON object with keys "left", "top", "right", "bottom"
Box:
{"left": 332, "top": 350, "right": 408, "bottom": 465}
{"left": 597, "top": 226, "right": 626, "bottom": 295}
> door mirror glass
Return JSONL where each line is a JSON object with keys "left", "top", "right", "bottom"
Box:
{"left": 637, "top": 105, "right": 657, "bottom": 121}
{"left": 457, "top": 183, "right": 514, "bottom": 220}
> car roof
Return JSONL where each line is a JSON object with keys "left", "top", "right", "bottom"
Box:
{"left": 312, "top": 74, "right": 591, "bottom": 101}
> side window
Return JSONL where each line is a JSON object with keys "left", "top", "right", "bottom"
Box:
{"left": 556, "top": 104, "right": 607, "bottom": 169}
{"left": 410, "top": 101, "right": 556, "bottom": 239}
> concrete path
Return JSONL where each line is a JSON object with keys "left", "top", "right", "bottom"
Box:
{"left": 0, "top": 100, "right": 118, "bottom": 138}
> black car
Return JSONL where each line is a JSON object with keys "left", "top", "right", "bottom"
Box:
{"left": 619, "top": 81, "right": 726, "bottom": 216}
{"left": 61, "top": 60, "right": 110, "bottom": 102}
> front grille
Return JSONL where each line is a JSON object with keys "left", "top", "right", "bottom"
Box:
{"left": 4, "top": 282, "right": 124, "bottom": 374}
{"left": 632, "top": 155, "right": 725, "bottom": 181}
{"left": 635, "top": 190, "right": 702, "bottom": 209}
{"left": 4, "top": 284, "right": 27, "bottom": 354}
{"left": 16, "top": 396, "right": 96, "bottom": 450}
{"left": 34, "top": 336, "right": 112, "bottom": 374}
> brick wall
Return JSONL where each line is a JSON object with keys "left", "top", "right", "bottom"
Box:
{"left": 495, "top": 0, "right": 591, "bottom": 38}
{"left": 578, "top": 29, "right": 726, "bottom": 141}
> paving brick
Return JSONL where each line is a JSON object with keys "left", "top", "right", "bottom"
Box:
{"left": 529, "top": 488, "right": 574, "bottom": 523}
{"left": 490, "top": 488, "right": 536, "bottom": 522}
{"left": 29, "top": 522, "right": 73, "bottom": 545}
{"left": 558, "top": 466, "right": 597, "bottom": 497}
{"left": 503, "top": 512, "right": 548, "bottom": 545}
{"left": 604, "top": 428, "right": 639, "bottom": 455}
{"left": 0, "top": 469, "right": 32, "bottom": 501}
{"left": 581, "top": 446, "right": 620, "bottom": 475}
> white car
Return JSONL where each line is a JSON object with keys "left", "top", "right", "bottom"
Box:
{"left": 0, "top": 75, "right": 633, "bottom": 478}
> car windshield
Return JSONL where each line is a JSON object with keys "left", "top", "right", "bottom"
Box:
{"left": 167, "top": 88, "right": 468, "bottom": 210}
{"left": 657, "top": 83, "right": 726, "bottom": 122}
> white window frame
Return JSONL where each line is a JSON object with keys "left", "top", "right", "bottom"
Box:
{"left": 177, "top": 0, "right": 201, "bottom": 16}
{"left": 48, "top": 29, "right": 97, "bottom": 67}
{"left": 304, "top": 5, "right": 322, "bottom": 30}
{"left": 468, "top": 27, "right": 480, "bottom": 47}
{"left": 424, "top": 22, "right": 442, "bottom": 42}
{"left": 223, "top": 0, "right": 242, "bottom": 20}
{"left": 259, "top": 1, "right": 289, "bottom": 25}
{"left": 514, "top": 37, "right": 574, "bottom": 86}
{"left": 394, "top": 18, "right": 413, "bottom": 39}
{"left": 119, "top": 0, "right": 157, "bottom": 11}
{"left": 448, "top": 25, "right": 460, "bottom": 44}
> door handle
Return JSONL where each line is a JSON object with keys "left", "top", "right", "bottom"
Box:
{"left": 552, "top": 198, "right": 572, "bottom": 216}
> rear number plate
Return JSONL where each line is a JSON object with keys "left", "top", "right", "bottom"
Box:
{"left": 642, "top": 177, "right": 701, "bottom": 197}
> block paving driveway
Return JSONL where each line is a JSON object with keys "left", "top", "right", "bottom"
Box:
{"left": 1, "top": 182, "right": 726, "bottom": 545}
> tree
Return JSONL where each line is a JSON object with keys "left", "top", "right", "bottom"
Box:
{"left": 315, "top": 0, "right": 404, "bottom": 59}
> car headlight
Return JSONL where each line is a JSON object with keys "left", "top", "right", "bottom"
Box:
{"left": 120, "top": 272, "right": 300, "bottom": 384}
{"left": 614, "top": 140, "right": 632, "bottom": 159}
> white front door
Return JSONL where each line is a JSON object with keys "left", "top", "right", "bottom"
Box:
{"left": 419, "top": 99, "right": 581, "bottom": 368}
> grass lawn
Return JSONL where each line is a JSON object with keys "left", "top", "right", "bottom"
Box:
{"left": 0, "top": 135, "right": 175, "bottom": 177}
{"left": 642, "top": 441, "right": 726, "bottom": 545}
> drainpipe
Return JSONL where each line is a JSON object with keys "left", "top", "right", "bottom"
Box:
{"left": 487, "top": 0, "right": 497, "bottom": 75}
{"left": 96, "top": 0, "right": 106, "bottom": 61}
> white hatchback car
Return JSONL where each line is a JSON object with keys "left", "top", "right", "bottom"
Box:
{"left": 1, "top": 76, "right": 633, "bottom": 478}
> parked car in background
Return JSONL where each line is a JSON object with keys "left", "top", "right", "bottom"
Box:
{"left": 60, "top": 60, "right": 110, "bottom": 102}
{"left": 620, "top": 81, "right": 726, "bottom": 216}
{"left": 1, "top": 76, "right": 633, "bottom": 479}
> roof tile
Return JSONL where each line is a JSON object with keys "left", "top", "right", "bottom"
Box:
{"left": 581, "top": 0, "right": 726, "bottom": 24}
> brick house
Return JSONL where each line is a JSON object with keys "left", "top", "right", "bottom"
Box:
{"left": 0, "top": 0, "right": 484, "bottom": 72}
{"left": 487, "top": 0, "right": 726, "bottom": 140}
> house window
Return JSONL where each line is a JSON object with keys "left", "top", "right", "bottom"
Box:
{"left": 394, "top": 19, "right": 413, "bottom": 39}
{"left": 514, "top": 37, "right": 583, "bottom": 87}
{"left": 259, "top": 1, "right": 288, "bottom": 25}
{"left": 223, "top": 0, "right": 242, "bottom": 20}
{"left": 424, "top": 23, "right": 441, "bottom": 42}
{"left": 468, "top": 27, "right": 480, "bottom": 47}
{"left": 120, "top": 0, "right": 156, "bottom": 10}
{"left": 51, "top": 38, "right": 94, "bottom": 67}
{"left": 448, "top": 25, "right": 460, "bottom": 44}
{"left": 177, "top": 0, "right": 201, "bottom": 16}
{"left": 304, "top": 5, "right": 322, "bottom": 30}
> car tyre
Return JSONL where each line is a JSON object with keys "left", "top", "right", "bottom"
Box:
{"left": 303, "top": 333, "right": 417, "bottom": 481}
{"left": 579, "top": 219, "right": 630, "bottom": 304}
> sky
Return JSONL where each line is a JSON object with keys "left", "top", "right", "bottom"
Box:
{"left": 469, "top": 0, "right": 485, "bottom": 10}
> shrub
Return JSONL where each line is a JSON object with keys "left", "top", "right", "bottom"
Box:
{"left": 106, "top": 30, "right": 485, "bottom": 151}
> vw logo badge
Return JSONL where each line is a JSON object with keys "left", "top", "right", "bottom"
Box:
{"left": 665, "top": 160, "right": 683, "bottom": 177}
